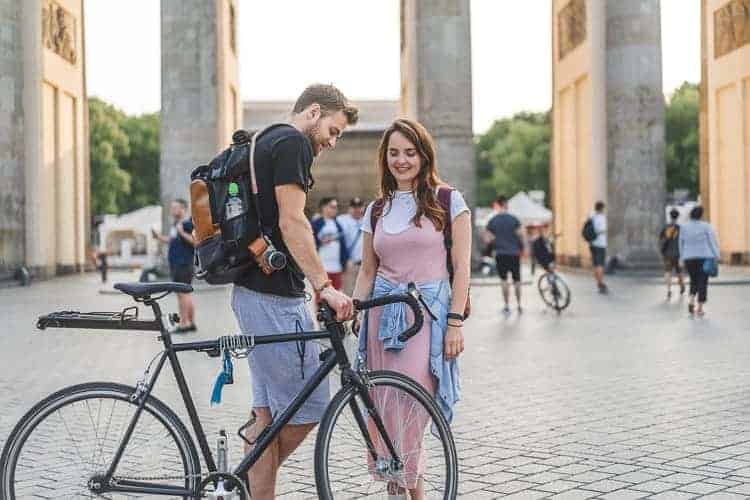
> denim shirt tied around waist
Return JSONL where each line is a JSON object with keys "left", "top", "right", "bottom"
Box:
{"left": 357, "top": 275, "right": 461, "bottom": 423}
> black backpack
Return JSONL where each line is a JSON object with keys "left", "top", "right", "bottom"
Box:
{"left": 189, "top": 127, "right": 278, "bottom": 284}
{"left": 581, "top": 217, "right": 597, "bottom": 242}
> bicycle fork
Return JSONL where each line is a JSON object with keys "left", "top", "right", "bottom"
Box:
{"left": 344, "top": 368, "right": 405, "bottom": 479}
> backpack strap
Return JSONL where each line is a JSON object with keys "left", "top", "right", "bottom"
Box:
{"left": 370, "top": 197, "right": 386, "bottom": 232}
{"left": 437, "top": 186, "right": 455, "bottom": 281}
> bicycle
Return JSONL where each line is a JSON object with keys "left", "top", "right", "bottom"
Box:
{"left": 0, "top": 281, "right": 458, "bottom": 499}
{"left": 533, "top": 233, "right": 572, "bottom": 313}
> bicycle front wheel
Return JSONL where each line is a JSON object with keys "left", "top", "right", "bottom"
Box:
{"left": 0, "top": 382, "right": 200, "bottom": 499}
{"left": 538, "top": 272, "right": 571, "bottom": 312}
{"left": 315, "top": 371, "right": 458, "bottom": 499}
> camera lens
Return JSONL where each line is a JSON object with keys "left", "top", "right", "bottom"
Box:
{"left": 267, "top": 251, "right": 287, "bottom": 271}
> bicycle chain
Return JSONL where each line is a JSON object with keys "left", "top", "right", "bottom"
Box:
{"left": 111, "top": 471, "right": 206, "bottom": 483}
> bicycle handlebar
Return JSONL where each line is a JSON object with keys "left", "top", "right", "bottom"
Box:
{"left": 353, "top": 283, "right": 424, "bottom": 343}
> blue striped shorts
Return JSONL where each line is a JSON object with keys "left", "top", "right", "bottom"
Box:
{"left": 230, "top": 286, "right": 330, "bottom": 424}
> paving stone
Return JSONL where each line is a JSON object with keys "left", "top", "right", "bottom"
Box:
{"left": 579, "top": 479, "right": 631, "bottom": 493}
{"left": 677, "top": 481, "right": 727, "bottom": 495}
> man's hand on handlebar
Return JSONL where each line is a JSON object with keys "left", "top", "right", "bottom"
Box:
{"left": 320, "top": 286, "right": 354, "bottom": 321}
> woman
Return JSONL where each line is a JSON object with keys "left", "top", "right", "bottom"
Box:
{"left": 679, "top": 206, "right": 720, "bottom": 317}
{"left": 352, "top": 118, "right": 471, "bottom": 498}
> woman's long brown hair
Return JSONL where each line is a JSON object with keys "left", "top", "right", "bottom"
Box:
{"left": 376, "top": 118, "right": 447, "bottom": 231}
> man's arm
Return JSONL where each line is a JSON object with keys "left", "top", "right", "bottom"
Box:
{"left": 176, "top": 221, "right": 196, "bottom": 247}
{"left": 276, "top": 184, "right": 353, "bottom": 319}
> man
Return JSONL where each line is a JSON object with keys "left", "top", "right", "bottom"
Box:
{"left": 152, "top": 199, "right": 196, "bottom": 332}
{"left": 337, "top": 197, "right": 365, "bottom": 294}
{"left": 230, "top": 84, "right": 357, "bottom": 500}
{"left": 484, "top": 195, "right": 525, "bottom": 315}
{"left": 311, "top": 197, "right": 349, "bottom": 298}
{"left": 659, "top": 208, "right": 685, "bottom": 300}
{"left": 590, "top": 201, "right": 608, "bottom": 294}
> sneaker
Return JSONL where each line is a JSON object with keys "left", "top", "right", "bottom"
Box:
{"left": 175, "top": 323, "right": 196, "bottom": 333}
{"left": 517, "top": 306, "right": 523, "bottom": 315}
{"left": 688, "top": 303, "right": 694, "bottom": 315}
{"left": 502, "top": 306, "right": 511, "bottom": 316}
{"left": 666, "top": 290, "right": 672, "bottom": 300}
{"left": 679, "top": 283, "right": 686, "bottom": 295}
{"left": 598, "top": 284, "right": 609, "bottom": 294}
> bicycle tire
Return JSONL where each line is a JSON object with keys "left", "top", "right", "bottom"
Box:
{"left": 314, "top": 370, "right": 458, "bottom": 499}
{"left": 0, "top": 382, "right": 201, "bottom": 499}
{"left": 538, "top": 272, "right": 571, "bottom": 312}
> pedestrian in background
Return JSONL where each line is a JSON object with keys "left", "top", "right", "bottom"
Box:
{"left": 589, "top": 201, "right": 608, "bottom": 294}
{"left": 152, "top": 199, "right": 196, "bottom": 332}
{"left": 312, "top": 197, "right": 349, "bottom": 300}
{"left": 338, "top": 197, "right": 365, "bottom": 294}
{"left": 484, "top": 195, "right": 525, "bottom": 315}
{"left": 659, "top": 208, "right": 685, "bottom": 300}
{"left": 679, "top": 206, "right": 720, "bottom": 317}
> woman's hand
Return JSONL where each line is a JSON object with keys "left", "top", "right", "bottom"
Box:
{"left": 444, "top": 325, "right": 464, "bottom": 360}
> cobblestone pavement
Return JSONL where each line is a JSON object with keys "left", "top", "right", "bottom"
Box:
{"left": 1, "top": 268, "right": 750, "bottom": 499}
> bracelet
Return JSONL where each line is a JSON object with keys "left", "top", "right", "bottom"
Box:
{"left": 447, "top": 312, "right": 464, "bottom": 322}
{"left": 447, "top": 321, "right": 464, "bottom": 328}
{"left": 314, "top": 279, "right": 333, "bottom": 293}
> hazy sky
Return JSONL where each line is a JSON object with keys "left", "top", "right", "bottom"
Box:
{"left": 84, "top": 0, "right": 700, "bottom": 134}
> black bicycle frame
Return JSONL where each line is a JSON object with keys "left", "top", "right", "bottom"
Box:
{"left": 98, "top": 298, "right": 403, "bottom": 497}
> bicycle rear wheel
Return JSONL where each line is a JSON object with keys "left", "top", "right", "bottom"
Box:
{"left": 538, "top": 272, "right": 571, "bottom": 312}
{"left": 0, "top": 382, "right": 200, "bottom": 499}
{"left": 315, "top": 371, "right": 458, "bottom": 499}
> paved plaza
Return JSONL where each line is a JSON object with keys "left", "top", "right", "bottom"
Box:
{"left": 1, "top": 267, "right": 750, "bottom": 499}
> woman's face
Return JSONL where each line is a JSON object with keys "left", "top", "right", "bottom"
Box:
{"left": 386, "top": 131, "right": 422, "bottom": 189}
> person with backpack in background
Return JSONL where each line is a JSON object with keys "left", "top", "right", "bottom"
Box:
{"left": 352, "top": 118, "right": 469, "bottom": 499}
{"left": 484, "top": 195, "right": 526, "bottom": 315}
{"left": 679, "top": 205, "right": 720, "bottom": 318}
{"left": 152, "top": 198, "right": 196, "bottom": 332}
{"left": 659, "top": 208, "right": 685, "bottom": 300}
{"left": 582, "top": 201, "right": 608, "bottom": 294}
{"left": 311, "top": 196, "right": 349, "bottom": 301}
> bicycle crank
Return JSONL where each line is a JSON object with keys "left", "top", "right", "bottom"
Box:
{"left": 200, "top": 472, "right": 249, "bottom": 500}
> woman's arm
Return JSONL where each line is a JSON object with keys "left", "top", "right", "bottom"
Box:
{"left": 352, "top": 231, "right": 378, "bottom": 302}
{"left": 449, "top": 212, "right": 472, "bottom": 315}
{"left": 708, "top": 224, "right": 720, "bottom": 259}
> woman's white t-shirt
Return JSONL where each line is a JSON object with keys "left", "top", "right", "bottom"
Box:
{"left": 362, "top": 189, "right": 470, "bottom": 235}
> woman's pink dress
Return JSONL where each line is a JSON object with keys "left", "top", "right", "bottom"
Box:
{"left": 366, "top": 216, "right": 449, "bottom": 489}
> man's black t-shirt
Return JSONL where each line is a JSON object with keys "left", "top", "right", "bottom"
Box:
{"left": 234, "top": 124, "right": 314, "bottom": 297}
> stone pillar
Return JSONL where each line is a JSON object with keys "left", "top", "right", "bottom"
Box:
{"left": 160, "top": 0, "right": 240, "bottom": 225}
{"left": 605, "top": 0, "right": 665, "bottom": 265}
{"left": 13, "top": 0, "right": 88, "bottom": 278}
{"left": 0, "top": 1, "right": 26, "bottom": 276}
{"left": 400, "top": 0, "right": 475, "bottom": 208}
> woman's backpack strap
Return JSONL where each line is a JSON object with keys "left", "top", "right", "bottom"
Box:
{"left": 370, "top": 198, "right": 386, "bottom": 232}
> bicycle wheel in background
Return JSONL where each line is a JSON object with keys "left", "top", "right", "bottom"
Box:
{"left": 538, "top": 272, "right": 571, "bottom": 312}
{"left": 314, "top": 370, "right": 458, "bottom": 499}
{"left": 0, "top": 382, "right": 200, "bottom": 499}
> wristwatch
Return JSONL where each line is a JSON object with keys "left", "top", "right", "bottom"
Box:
{"left": 447, "top": 312, "right": 464, "bottom": 322}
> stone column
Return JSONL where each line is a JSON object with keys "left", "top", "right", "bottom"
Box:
{"left": 160, "top": 0, "right": 239, "bottom": 225}
{"left": 0, "top": 1, "right": 26, "bottom": 276}
{"left": 400, "top": 0, "right": 475, "bottom": 208}
{"left": 605, "top": 0, "right": 666, "bottom": 265}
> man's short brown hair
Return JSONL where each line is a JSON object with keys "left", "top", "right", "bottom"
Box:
{"left": 292, "top": 84, "right": 359, "bottom": 125}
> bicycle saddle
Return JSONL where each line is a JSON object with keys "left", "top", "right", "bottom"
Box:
{"left": 114, "top": 282, "right": 193, "bottom": 299}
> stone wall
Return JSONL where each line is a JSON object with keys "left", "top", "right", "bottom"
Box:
{"left": 0, "top": 1, "right": 25, "bottom": 275}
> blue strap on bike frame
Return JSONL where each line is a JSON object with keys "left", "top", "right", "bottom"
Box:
{"left": 210, "top": 350, "right": 233, "bottom": 406}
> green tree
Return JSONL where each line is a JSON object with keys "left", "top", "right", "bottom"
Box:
{"left": 88, "top": 97, "right": 131, "bottom": 215}
{"left": 665, "top": 82, "right": 699, "bottom": 197}
{"left": 119, "top": 112, "right": 160, "bottom": 212}
{"left": 475, "top": 111, "right": 550, "bottom": 206}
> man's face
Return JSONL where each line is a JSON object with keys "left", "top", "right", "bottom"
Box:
{"left": 304, "top": 108, "right": 350, "bottom": 157}
{"left": 322, "top": 200, "right": 338, "bottom": 219}
{"left": 170, "top": 202, "right": 185, "bottom": 220}
{"left": 349, "top": 205, "right": 365, "bottom": 219}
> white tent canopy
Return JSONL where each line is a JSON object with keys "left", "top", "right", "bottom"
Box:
{"left": 506, "top": 192, "right": 552, "bottom": 226}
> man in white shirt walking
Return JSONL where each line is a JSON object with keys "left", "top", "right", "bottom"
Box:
{"left": 337, "top": 197, "right": 365, "bottom": 294}
{"left": 311, "top": 197, "right": 349, "bottom": 301}
{"left": 589, "top": 201, "right": 609, "bottom": 294}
